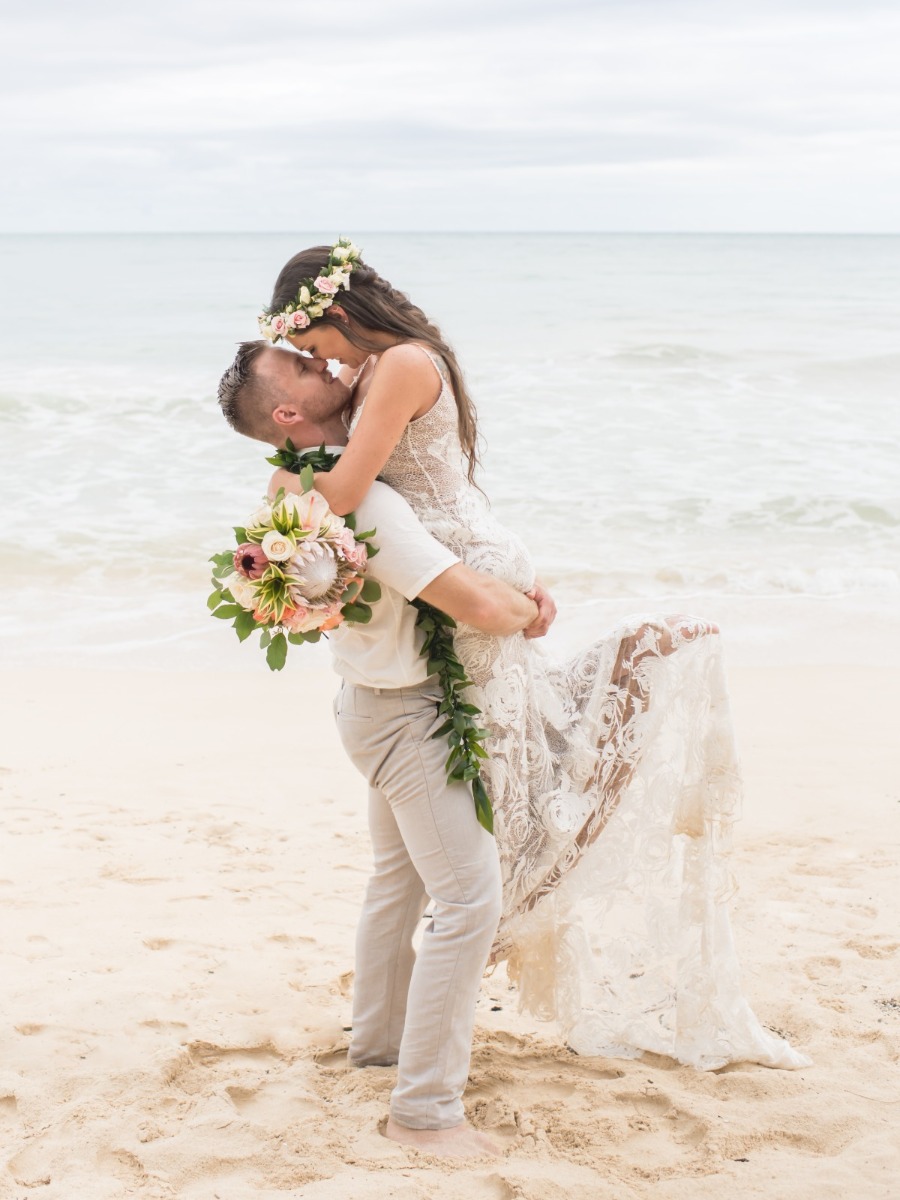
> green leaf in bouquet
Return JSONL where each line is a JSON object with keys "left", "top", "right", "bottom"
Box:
{"left": 365, "top": 544, "right": 379, "bottom": 557}
{"left": 360, "top": 579, "right": 381, "bottom": 603}
{"left": 266, "top": 632, "right": 288, "bottom": 671}
{"left": 259, "top": 629, "right": 272, "bottom": 648}
{"left": 355, "top": 528, "right": 376, "bottom": 541}
{"left": 343, "top": 512, "right": 357, "bottom": 531}
{"left": 299, "top": 464, "right": 315, "bottom": 493}
{"left": 233, "top": 526, "right": 248, "bottom": 543}
{"left": 287, "top": 632, "right": 307, "bottom": 644}
{"left": 341, "top": 579, "right": 362, "bottom": 603}
{"left": 209, "top": 551, "right": 235, "bottom": 568}
{"left": 305, "top": 629, "right": 321, "bottom": 643}
{"left": 206, "top": 589, "right": 223, "bottom": 610}
{"left": 233, "top": 610, "right": 257, "bottom": 642}
{"left": 212, "top": 604, "right": 243, "bottom": 619}
{"left": 342, "top": 602, "right": 372, "bottom": 624}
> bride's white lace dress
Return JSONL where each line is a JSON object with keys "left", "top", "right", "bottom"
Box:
{"left": 354, "top": 347, "right": 809, "bottom": 1071}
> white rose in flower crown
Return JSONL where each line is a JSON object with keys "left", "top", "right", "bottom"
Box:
{"left": 298, "top": 285, "right": 311, "bottom": 306}
{"left": 330, "top": 269, "right": 351, "bottom": 289}
{"left": 226, "top": 572, "right": 259, "bottom": 610}
{"left": 307, "top": 304, "right": 324, "bottom": 319}
{"left": 288, "top": 310, "right": 310, "bottom": 330}
{"left": 331, "top": 245, "right": 350, "bottom": 262}
{"left": 261, "top": 529, "right": 295, "bottom": 561}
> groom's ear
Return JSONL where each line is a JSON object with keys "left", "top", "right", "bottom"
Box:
{"left": 271, "top": 404, "right": 302, "bottom": 428}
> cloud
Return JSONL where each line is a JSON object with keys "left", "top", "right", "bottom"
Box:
{"left": 2, "top": 0, "right": 899, "bottom": 230}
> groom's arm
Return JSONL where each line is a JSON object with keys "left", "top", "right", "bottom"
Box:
{"left": 356, "top": 482, "right": 539, "bottom": 637}
{"left": 418, "top": 564, "right": 538, "bottom": 636}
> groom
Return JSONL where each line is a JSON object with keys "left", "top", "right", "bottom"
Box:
{"left": 217, "top": 342, "right": 552, "bottom": 1159}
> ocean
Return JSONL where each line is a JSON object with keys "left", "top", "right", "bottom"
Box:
{"left": 1, "top": 232, "right": 898, "bottom": 668}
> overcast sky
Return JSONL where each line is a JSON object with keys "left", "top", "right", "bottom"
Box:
{"left": 3, "top": 0, "right": 899, "bottom": 232}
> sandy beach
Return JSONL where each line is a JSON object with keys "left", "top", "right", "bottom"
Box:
{"left": 1, "top": 664, "right": 898, "bottom": 1199}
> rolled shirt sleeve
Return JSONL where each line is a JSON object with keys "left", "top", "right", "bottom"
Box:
{"left": 326, "top": 480, "right": 460, "bottom": 690}
{"left": 353, "top": 481, "right": 459, "bottom": 600}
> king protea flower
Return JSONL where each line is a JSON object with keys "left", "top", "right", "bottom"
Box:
{"left": 289, "top": 540, "right": 347, "bottom": 606}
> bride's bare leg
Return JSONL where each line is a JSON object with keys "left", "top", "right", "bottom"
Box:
{"left": 384, "top": 1116, "right": 501, "bottom": 1159}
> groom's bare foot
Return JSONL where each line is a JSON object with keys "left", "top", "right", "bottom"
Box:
{"left": 384, "top": 1116, "right": 501, "bottom": 1160}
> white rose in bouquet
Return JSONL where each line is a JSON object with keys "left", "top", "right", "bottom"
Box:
{"left": 245, "top": 502, "right": 273, "bottom": 529}
{"left": 226, "top": 572, "right": 259, "bottom": 611}
{"left": 261, "top": 530, "right": 295, "bottom": 561}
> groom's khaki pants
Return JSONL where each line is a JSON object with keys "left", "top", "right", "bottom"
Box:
{"left": 334, "top": 678, "right": 502, "bottom": 1130}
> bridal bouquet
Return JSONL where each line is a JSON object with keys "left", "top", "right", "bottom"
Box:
{"left": 207, "top": 469, "right": 380, "bottom": 670}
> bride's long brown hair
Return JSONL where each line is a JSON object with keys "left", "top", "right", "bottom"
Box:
{"left": 269, "top": 247, "right": 481, "bottom": 483}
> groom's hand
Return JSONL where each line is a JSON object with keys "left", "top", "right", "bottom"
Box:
{"left": 523, "top": 581, "right": 557, "bottom": 639}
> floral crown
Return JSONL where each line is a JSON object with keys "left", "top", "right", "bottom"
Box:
{"left": 258, "top": 238, "right": 362, "bottom": 343}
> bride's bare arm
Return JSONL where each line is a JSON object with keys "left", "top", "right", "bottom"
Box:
{"left": 311, "top": 344, "right": 441, "bottom": 515}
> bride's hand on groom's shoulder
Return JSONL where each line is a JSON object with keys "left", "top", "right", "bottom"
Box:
{"left": 523, "top": 580, "right": 557, "bottom": 639}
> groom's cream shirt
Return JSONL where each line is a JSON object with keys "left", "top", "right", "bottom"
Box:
{"left": 319, "top": 449, "right": 459, "bottom": 689}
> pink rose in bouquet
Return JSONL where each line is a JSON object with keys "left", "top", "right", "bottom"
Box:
{"left": 335, "top": 527, "right": 369, "bottom": 572}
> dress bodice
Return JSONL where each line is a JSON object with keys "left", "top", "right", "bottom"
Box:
{"left": 350, "top": 345, "right": 536, "bottom": 592}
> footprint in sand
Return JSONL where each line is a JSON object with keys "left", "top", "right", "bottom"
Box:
{"left": 226, "top": 1078, "right": 319, "bottom": 1123}
{"left": 7, "top": 1138, "right": 53, "bottom": 1188}
{"left": 804, "top": 954, "right": 843, "bottom": 980}
{"left": 95, "top": 1147, "right": 147, "bottom": 1187}
{"left": 845, "top": 937, "right": 900, "bottom": 960}
{"left": 142, "top": 937, "right": 175, "bottom": 950}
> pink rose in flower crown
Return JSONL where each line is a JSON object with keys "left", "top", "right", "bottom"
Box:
{"left": 268, "top": 314, "right": 289, "bottom": 338}
{"left": 314, "top": 275, "right": 339, "bottom": 295}
{"left": 234, "top": 542, "right": 268, "bottom": 579}
{"left": 335, "top": 527, "right": 369, "bottom": 572}
{"left": 288, "top": 309, "right": 311, "bottom": 330}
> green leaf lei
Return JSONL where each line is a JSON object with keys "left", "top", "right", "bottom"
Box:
{"left": 274, "top": 442, "right": 494, "bottom": 835}
{"left": 412, "top": 600, "right": 493, "bottom": 834}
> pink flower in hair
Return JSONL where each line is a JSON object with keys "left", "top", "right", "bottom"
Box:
{"left": 288, "top": 309, "right": 311, "bottom": 329}
{"left": 314, "top": 275, "right": 339, "bottom": 295}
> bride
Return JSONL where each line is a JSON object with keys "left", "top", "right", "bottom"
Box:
{"left": 261, "top": 239, "right": 809, "bottom": 1071}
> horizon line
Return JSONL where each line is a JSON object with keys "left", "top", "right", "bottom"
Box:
{"left": 2, "top": 229, "right": 900, "bottom": 237}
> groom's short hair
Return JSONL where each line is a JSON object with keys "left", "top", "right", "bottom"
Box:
{"left": 217, "top": 340, "right": 276, "bottom": 442}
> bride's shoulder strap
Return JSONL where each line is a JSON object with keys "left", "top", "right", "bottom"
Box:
{"left": 404, "top": 342, "right": 451, "bottom": 393}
